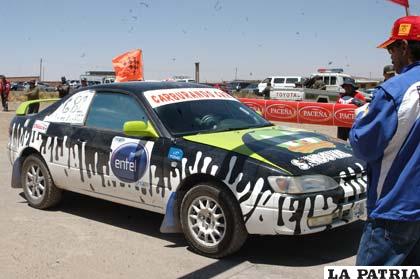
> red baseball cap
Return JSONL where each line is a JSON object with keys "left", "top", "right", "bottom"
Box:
{"left": 378, "top": 16, "right": 420, "bottom": 48}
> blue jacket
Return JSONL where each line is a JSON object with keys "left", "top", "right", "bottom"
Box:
{"left": 350, "top": 62, "right": 420, "bottom": 221}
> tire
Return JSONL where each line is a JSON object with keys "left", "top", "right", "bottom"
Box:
{"left": 21, "top": 154, "right": 62, "bottom": 209}
{"left": 180, "top": 183, "right": 247, "bottom": 258}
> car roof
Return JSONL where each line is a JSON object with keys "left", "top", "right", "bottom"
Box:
{"left": 78, "top": 81, "right": 211, "bottom": 95}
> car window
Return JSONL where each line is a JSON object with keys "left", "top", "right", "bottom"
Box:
{"left": 286, "top": 78, "right": 298, "bottom": 83}
{"left": 330, "top": 76, "right": 337, "bottom": 85}
{"left": 273, "top": 78, "right": 285, "bottom": 84}
{"left": 323, "top": 76, "right": 330, "bottom": 85}
{"left": 154, "top": 99, "right": 270, "bottom": 136}
{"left": 261, "top": 78, "right": 270, "bottom": 83}
{"left": 85, "top": 93, "right": 148, "bottom": 131}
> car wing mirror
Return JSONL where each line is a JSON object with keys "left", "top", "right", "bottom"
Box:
{"left": 123, "top": 121, "right": 158, "bottom": 138}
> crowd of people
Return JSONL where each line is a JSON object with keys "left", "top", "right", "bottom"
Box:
{"left": 0, "top": 76, "right": 89, "bottom": 113}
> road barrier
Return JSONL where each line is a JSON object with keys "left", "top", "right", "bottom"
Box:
{"left": 239, "top": 98, "right": 357, "bottom": 128}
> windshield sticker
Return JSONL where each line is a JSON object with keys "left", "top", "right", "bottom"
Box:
{"left": 291, "top": 150, "right": 352, "bottom": 170}
{"left": 32, "top": 120, "right": 50, "bottom": 134}
{"left": 144, "top": 88, "right": 237, "bottom": 108}
{"left": 44, "top": 90, "right": 94, "bottom": 124}
{"left": 168, "top": 147, "right": 184, "bottom": 161}
{"left": 110, "top": 137, "right": 149, "bottom": 183}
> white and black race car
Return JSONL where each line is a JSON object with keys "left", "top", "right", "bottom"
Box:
{"left": 8, "top": 82, "right": 367, "bottom": 258}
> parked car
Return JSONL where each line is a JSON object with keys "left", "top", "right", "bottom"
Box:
{"left": 10, "top": 82, "right": 26, "bottom": 91}
{"left": 228, "top": 81, "right": 252, "bottom": 94}
{"left": 240, "top": 83, "right": 259, "bottom": 95}
{"left": 8, "top": 82, "right": 367, "bottom": 258}
{"left": 257, "top": 76, "right": 302, "bottom": 94}
{"left": 68, "top": 80, "right": 81, "bottom": 88}
{"left": 36, "top": 82, "right": 56, "bottom": 92}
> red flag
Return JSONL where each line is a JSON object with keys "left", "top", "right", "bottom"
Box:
{"left": 388, "top": 0, "right": 409, "bottom": 7}
{"left": 112, "top": 49, "right": 143, "bottom": 82}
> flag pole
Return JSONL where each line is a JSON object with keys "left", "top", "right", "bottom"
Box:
{"left": 406, "top": 0, "right": 410, "bottom": 15}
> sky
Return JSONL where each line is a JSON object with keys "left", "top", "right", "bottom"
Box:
{"left": 2, "top": 0, "right": 420, "bottom": 82}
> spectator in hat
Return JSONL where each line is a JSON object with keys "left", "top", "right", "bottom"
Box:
{"left": 24, "top": 80, "right": 40, "bottom": 114}
{"left": 350, "top": 16, "right": 420, "bottom": 266}
{"left": 0, "top": 75, "right": 10, "bottom": 111}
{"left": 336, "top": 77, "right": 365, "bottom": 140}
{"left": 383, "top": 64, "right": 396, "bottom": 81}
{"left": 57, "top": 76, "right": 70, "bottom": 98}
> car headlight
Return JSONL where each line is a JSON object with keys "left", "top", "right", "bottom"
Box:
{"left": 267, "top": 175, "right": 339, "bottom": 194}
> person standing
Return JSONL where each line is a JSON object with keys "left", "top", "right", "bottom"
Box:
{"left": 350, "top": 16, "right": 420, "bottom": 266}
{"left": 336, "top": 77, "right": 365, "bottom": 141}
{"left": 24, "top": 80, "right": 40, "bottom": 114}
{"left": 383, "top": 64, "right": 396, "bottom": 82}
{"left": 262, "top": 81, "right": 272, "bottom": 99}
{"left": 79, "top": 78, "right": 88, "bottom": 88}
{"left": 57, "top": 76, "right": 70, "bottom": 98}
{"left": 0, "top": 75, "right": 10, "bottom": 111}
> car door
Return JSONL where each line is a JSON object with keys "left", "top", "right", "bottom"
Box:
{"left": 42, "top": 89, "right": 96, "bottom": 190}
{"left": 80, "top": 91, "right": 162, "bottom": 208}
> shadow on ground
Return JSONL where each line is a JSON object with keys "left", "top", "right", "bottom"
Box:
{"left": 20, "top": 191, "right": 363, "bottom": 277}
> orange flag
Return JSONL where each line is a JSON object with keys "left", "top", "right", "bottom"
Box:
{"left": 388, "top": 0, "right": 409, "bottom": 7}
{"left": 112, "top": 49, "right": 143, "bottom": 82}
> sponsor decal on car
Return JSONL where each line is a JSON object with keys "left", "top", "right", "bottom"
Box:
{"left": 291, "top": 149, "right": 352, "bottom": 170}
{"left": 279, "top": 137, "right": 336, "bottom": 153}
{"left": 144, "top": 88, "right": 236, "bottom": 108}
{"left": 110, "top": 139, "right": 149, "bottom": 183}
{"left": 168, "top": 147, "right": 183, "bottom": 161}
{"left": 44, "top": 90, "right": 95, "bottom": 124}
{"left": 32, "top": 120, "right": 50, "bottom": 134}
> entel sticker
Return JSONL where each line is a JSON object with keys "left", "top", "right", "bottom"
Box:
{"left": 32, "top": 120, "right": 50, "bottom": 134}
{"left": 168, "top": 147, "right": 183, "bottom": 161}
{"left": 144, "top": 88, "right": 237, "bottom": 108}
{"left": 111, "top": 141, "right": 148, "bottom": 183}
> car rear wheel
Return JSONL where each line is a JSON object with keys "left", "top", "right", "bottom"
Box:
{"left": 180, "top": 183, "right": 247, "bottom": 258}
{"left": 21, "top": 154, "right": 62, "bottom": 209}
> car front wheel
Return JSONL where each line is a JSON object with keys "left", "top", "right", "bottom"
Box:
{"left": 180, "top": 183, "right": 247, "bottom": 258}
{"left": 21, "top": 154, "right": 62, "bottom": 209}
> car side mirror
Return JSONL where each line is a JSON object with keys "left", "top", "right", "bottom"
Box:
{"left": 123, "top": 121, "right": 158, "bottom": 138}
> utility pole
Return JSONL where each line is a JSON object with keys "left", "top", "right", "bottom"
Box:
{"left": 195, "top": 62, "right": 200, "bottom": 83}
{"left": 39, "top": 58, "right": 43, "bottom": 81}
{"left": 235, "top": 67, "right": 238, "bottom": 80}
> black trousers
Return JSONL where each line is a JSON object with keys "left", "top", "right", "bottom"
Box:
{"left": 28, "top": 103, "right": 39, "bottom": 114}
{"left": 337, "top": 127, "right": 350, "bottom": 141}
{"left": 1, "top": 93, "right": 8, "bottom": 111}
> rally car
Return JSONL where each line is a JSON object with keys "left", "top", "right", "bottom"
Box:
{"left": 8, "top": 82, "right": 367, "bottom": 258}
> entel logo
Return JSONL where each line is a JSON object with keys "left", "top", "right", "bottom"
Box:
{"left": 334, "top": 108, "right": 355, "bottom": 124}
{"left": 299, "top": 106, "right": 332, "bottom": 122}
{"left": 266, "top": 104, "right": 297, "bottom": 120}
{"left": 111, "top": 142, "right": 148, "bottom": 183}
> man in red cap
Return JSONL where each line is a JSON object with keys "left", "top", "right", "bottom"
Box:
{"left": 350, "top": 16, "right": 420, "bottom": 265}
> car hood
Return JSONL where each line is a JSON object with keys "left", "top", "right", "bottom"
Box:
{"left": 183, "top": 126, "right": 364, "bottom": 176}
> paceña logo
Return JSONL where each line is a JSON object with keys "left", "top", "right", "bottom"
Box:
{"left": 111, "top": 143, "right": 148, "bottom": 183}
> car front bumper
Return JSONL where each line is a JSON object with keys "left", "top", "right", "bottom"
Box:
{"left": 243, "top": 175, "right": 367, "bottom": 235}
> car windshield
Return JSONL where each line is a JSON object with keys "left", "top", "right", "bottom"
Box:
{"left": 153, "top": 99, "right": 271, "bottom": 136}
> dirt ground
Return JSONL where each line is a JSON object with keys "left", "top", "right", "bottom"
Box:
{"left": 0, "top": 102, "right": 362, "bottom": 279}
